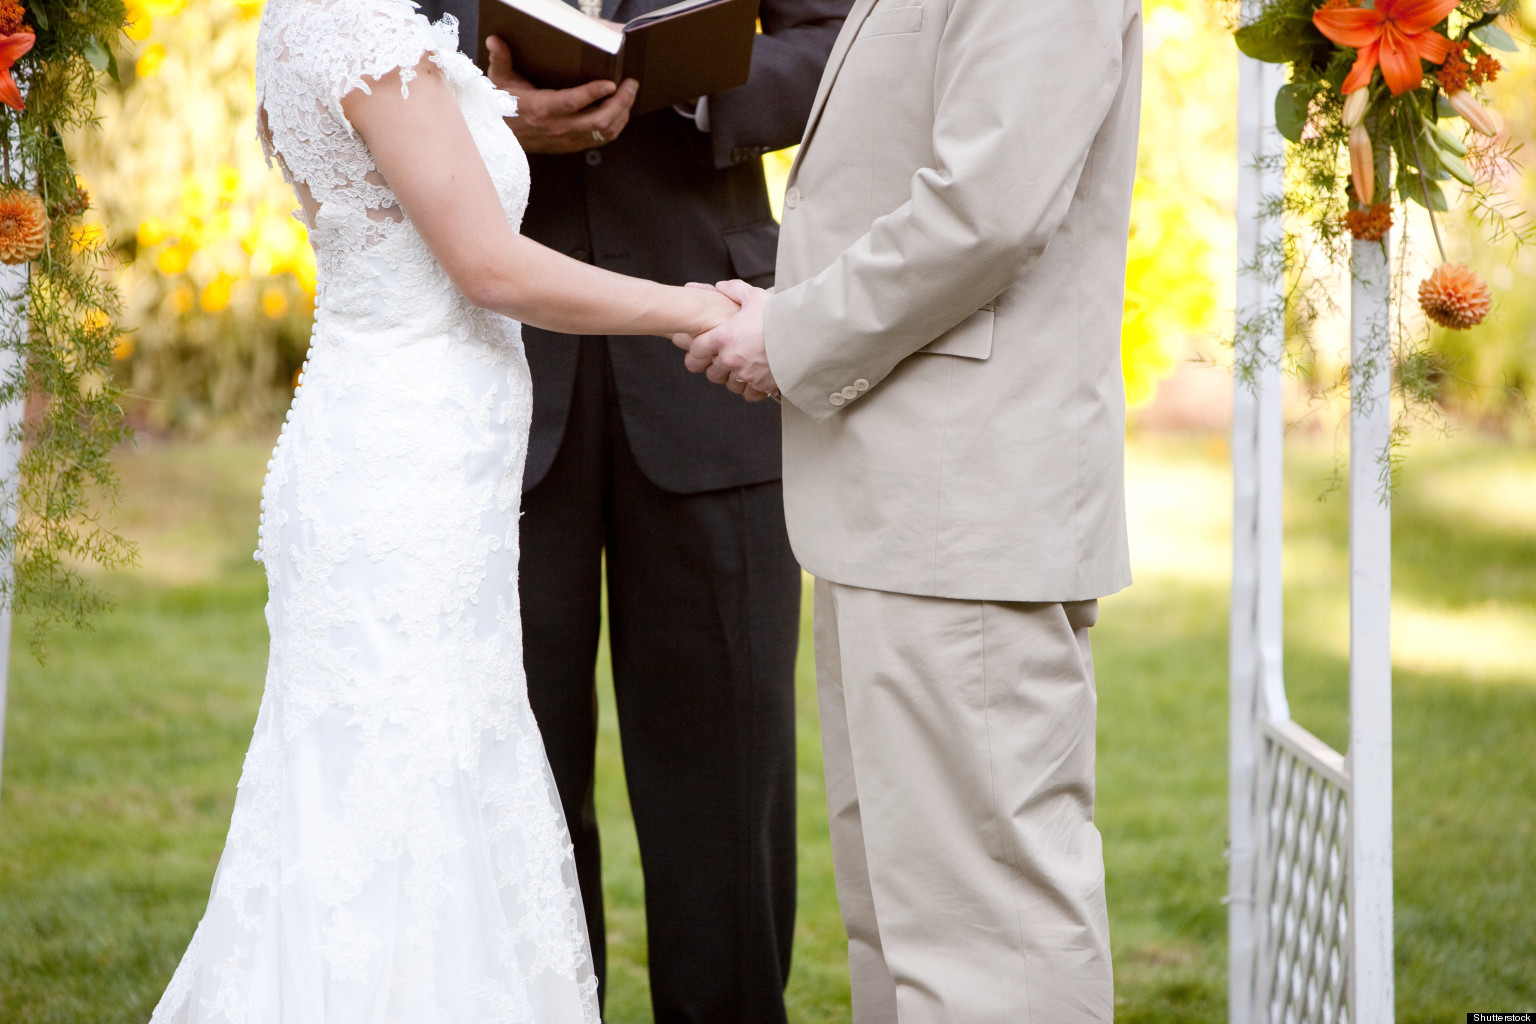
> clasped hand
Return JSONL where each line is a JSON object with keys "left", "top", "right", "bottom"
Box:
{"left": 673, "top": 280, "right": 778, "bottom": 403}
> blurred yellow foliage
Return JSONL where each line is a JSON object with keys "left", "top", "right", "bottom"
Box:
{"left": 71, "top": 0, "right": 318, "bottom": 430}
{"left": 1124, "top": 180, "right": 1221, "bottom": 407}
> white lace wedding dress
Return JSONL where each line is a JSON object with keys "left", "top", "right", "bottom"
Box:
{"left": 148, "top": 0, "right": 600, "bottom": 1020}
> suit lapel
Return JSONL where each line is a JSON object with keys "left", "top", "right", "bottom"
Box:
{"left": 789, "top": 0, "right": 879, "bottom": 180}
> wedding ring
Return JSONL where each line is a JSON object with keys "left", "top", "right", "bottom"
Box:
{"left": 591, "top": 129, "right": 605, "bottom": 144}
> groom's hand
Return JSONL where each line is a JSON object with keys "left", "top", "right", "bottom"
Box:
{"left": 674, "top": 280, "right": 777, "bottom": 402}
{"left": 485, "top": 36, "right": 638, "bottom": 154}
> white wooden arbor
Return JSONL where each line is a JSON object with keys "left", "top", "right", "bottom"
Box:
{"left": 0, "top": 261, "right": 23, "bottom": 813}
{"left": 1228, "top": 33, "right": 1395, "bottom": 1024}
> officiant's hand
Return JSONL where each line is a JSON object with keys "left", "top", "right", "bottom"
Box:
{"left": 675, "top": 280, "right": 777, "bottom": 402}
{"left": 485, "top": 36, "right": 638, "bottom": 155}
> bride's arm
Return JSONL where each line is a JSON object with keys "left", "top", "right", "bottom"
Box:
{"left": 341, "top": 56, "right": 737, "bottom": 338}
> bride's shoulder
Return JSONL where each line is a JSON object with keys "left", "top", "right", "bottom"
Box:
{"left": 260, "top": 0, "right": 435, "bottom": 65}
{"left": 259, "top": 0, "right": 447, "bottom": 99}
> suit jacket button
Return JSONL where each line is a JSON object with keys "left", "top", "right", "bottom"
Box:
{"left": 841, "top": 385, "right": 858, "bottom": 400}
{"left": 853, "top": 378, "right": 870, "bottom": 392}
{"left": 786, "top": 187, "right": 801, "bottom": 209}
{"left": 829, "top": 393, "right": 846, "bottom": 407}
{"left": 585, "top": 149, "right": 603, "bottom": 167}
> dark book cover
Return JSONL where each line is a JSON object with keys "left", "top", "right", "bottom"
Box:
{"left": 476, "top": 0, "right": 759, "bottom": 115}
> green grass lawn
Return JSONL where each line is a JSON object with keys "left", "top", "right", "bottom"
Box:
{"left": 1, "top": 433, "right": 1533, "bottom": 1022}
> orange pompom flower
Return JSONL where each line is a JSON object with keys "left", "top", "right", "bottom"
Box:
{"left": 0, "top": 0, "right": 24, "bottom": 35}
{"left": 0, "top": 187, "right": 48, "bottom": 264}
{"left": 0, "top": 26, "right": 34, "bottom": 111}
{"left": 1471, "top": 53, "right": 1501, "bottom": 86}
{"left": 1313, "top": 0, "right": 1458, "bottom": 96}
{"left": 1344, "top": 203, "right": 1393, "bottom": 242}
{"left": 1418, "top": 263, "right": 1491, "bottom": 330}
{"left": 1434, "top": 40, "right": 1471, "bottom": 93}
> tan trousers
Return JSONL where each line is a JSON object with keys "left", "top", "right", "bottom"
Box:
{"left": 814, "top": 579, "right": 1113, "bottom": 1024}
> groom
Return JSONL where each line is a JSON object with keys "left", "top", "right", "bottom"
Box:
{"left": 681, "top": 0, "right": 1143, "bottom": 1019}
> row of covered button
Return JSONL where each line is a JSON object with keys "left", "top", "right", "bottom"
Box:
{"left": 253, "top": 353, "right": 311, "bottom": 562}
{"left": 829, "top": 378, "right": 870, "bottom": 407}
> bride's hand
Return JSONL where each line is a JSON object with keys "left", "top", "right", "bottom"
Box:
{"left": 683, "top": 281, "right": 741, "bottom": 337}
{"left": 674, "top": 280, "right": 777, "bottom": 401}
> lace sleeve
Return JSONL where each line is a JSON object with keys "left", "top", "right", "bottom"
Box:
{"left": 293, "top": 0, "right": 456, "bottom": 133}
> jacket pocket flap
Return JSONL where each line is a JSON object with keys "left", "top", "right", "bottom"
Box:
{"left": 916, "top": 306, "right": 994, "bottom": 360}
{"left": 859, "top": 5, "right": 924, "bottom": 38}
{"left": 722, "top": 221, "right": 780, "bottom": 283}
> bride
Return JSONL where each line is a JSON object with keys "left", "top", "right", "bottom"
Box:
{"left": 148, "top": 0, "right": 738, "bottom": 1019}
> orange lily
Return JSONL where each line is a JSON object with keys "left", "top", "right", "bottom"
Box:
{"left": 0, "top": 30, "right": 33, "bottom": 112}
{"left": 1313, "top": 0, "right": 1458, "bottom": 96}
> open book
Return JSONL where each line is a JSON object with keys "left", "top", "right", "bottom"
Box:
{"left": 475, "top": 0, "right": 760, "bottom": 116}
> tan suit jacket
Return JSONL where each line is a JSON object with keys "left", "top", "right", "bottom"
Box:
{"left": 764, "top": 0, "right": 1142, "bottom": 602}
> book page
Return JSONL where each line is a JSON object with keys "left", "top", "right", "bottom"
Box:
{"left": 625, "top": 0, "right": 725, "bottom": 29}
{"left": 506, "top": 0, "right": 623, "bottom": 53}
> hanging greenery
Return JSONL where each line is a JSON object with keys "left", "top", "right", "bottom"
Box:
{"left": 0, "top": 0, "right": 135, "bottom": 651}
{"left": 1230, "top": 0, "right": 1534, "bottom": 462}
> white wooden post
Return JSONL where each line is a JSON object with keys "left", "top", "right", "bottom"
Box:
{"left": 1230, "top": 39, "right": 1287, "bottom": 1024}
{"left": 1347, "top": 237, "right": 1395, "bottom": 1023}
{"left": 0, "top": 260, "right": 24, "bottom": 813}
{"left": 1232, "top": 25, "right": 1395, "bottom": 1024}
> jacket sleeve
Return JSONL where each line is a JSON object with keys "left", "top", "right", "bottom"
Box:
{"left": 764, "top": 0, "right": 1130, "bottom": 420}
{"left": 703, "top": 0, "right": 854, "bottom": 169}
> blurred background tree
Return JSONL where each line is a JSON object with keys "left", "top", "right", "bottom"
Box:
{"left": 63, "top": 0, "right": 1534, "bottom": 435}
{"left": 70, "top": 0, "right": 314, "bottom": 435}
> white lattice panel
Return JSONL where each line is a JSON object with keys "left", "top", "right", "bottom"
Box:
{"left": 1258, "top": 721, "right": 1351, "bottom": 1024}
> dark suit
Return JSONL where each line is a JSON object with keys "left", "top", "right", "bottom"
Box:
{"left": 415, "top": 1, "right": 849, "bottom": 1020}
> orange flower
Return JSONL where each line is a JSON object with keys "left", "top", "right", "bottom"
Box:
{"left": 0, "top": 28, "right": 34, "bottom": 111}
{"left": 1344, "top": 203, "right": 1393, "bottom": 242}
{"left": 1435, "top": 40, "right": 1471, "bottom": 93}
{"left": 1313, "top": 0, "right": 1458, "bottom": 96}
{"left": 1471, "top": 53, "right": 1501, "bottom": 86}
{"left": 0, "top": 188, "right": 48, "bottom": 264}
{"left": 1418, "top": 263, "right": 1491, "bottom": 330}
{"left": 0, "top": 0, "right": 24, "bottom": 35}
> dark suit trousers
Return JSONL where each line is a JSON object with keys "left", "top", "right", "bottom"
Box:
{"left": 520, "top": 337, "right": 801, "bottom": 1024}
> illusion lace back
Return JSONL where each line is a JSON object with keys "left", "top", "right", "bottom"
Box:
{"left": 148, "top": 0, "right": 600, "bottom": 1020}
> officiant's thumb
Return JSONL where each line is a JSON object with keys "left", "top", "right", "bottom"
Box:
{"left": 484, "top": 36, "right": 518, "bottom": 84}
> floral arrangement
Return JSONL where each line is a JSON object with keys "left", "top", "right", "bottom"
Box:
{"left": 1231, "top": 0, "right": 1533, "bottom": 465}
{"left": 1237, "top": 0, "right": 1528, "bottom": 326}
{"left": 0, "top": 0, "right": 134, "bottom": 649}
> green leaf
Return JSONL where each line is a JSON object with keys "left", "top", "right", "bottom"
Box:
{"left": 29, "top": 2, "right": 47, "bottom": 28}
{"left": 1470, "top": 23, "right": 1519, "bottom": 52}
{"left": 1235, "top": 16, "right": 1323, "bottom": 64}
{"left": 1275, "top": 82, "right": 1317, "bottom": 143}
{"left": 83, "top": 40, "right": 110, "bottom": 72}
{"left": 1400, "top": 171, "right": 1448, "bottom": 211}
{"left": 105, "top": 46, "right": 121, "bottom": 85}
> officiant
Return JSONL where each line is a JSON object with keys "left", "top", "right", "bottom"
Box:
{"left": 413, "top": 0, "right": 850, "bottom": 1020}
